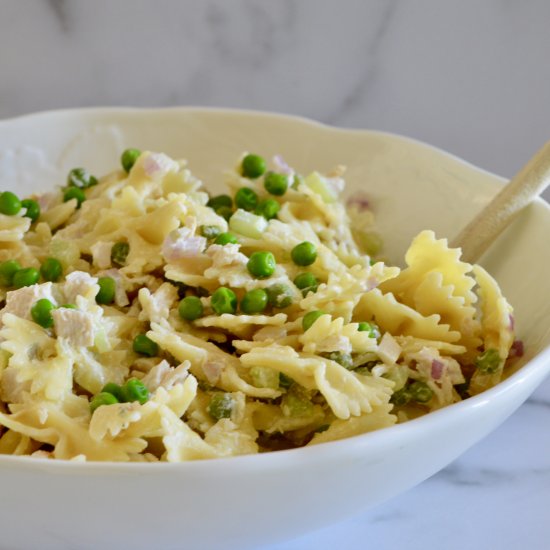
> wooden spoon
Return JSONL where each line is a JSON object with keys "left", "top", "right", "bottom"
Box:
{"left": 451, "top": 141, "right": 550, "bottom": 263}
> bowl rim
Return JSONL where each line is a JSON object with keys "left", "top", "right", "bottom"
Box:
{"left": 0, "top": 104, "right": 512, "bottom": 185}
{"left": 0, "top": 106, "right": 548, "bottom": 472}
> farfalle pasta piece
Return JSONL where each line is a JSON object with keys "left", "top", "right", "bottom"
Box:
{"left": 138, "top": 283, "right": 179, "bottom": 326}
{"left": 308, "top": 403, "right": 396, "bottom": 445}
{"left": 0, "top": 429, "right": 34, "bottom": 455}
{"left": 160, "top": 405, "right": 220, "bottom": 462}
{"left": 469, "top": 265, "right": 515, "bottom": 394}
{"left": 298, "top": 314, "right": 377, "bottom": 355}
{"left": 0, "top": 213, "right": 31, "bottom": 242}
{"left": 299, "top": 263, "right": 399, "bottom": 322}
{"left": 411, "top": 271, "right": 482, "bottom": 353}
{"left": 195, "top": 312, "right": 287, "bottom": 339}
{"left": 356, "top": 288, "right": 460, "bottom": 343}
{"left": 240, "top": 346, "right": 393, "bottom": 419}
{"left": 147, "top": 322, "right": 279, "bottom": 398}
{"left": 0, "top": 404, "right": 146, "bottom": 461}
{"left": 382, "top": 230, "right": 477, "bottom": 307}
{"left": 0, "top": 315, "right": 73, "bottom": 403}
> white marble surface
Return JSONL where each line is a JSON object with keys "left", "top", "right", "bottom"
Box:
{"left": 0, "top": 2, "right": 549, "bottom": 549}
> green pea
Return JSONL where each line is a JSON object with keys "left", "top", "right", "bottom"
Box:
{"left": 96, "top": 276, "right": 116, "bottom": 304}
{"left": 12, "top": 267, "right": 39, "bottom": 288}
{"left": 216, "top": 206, "right": 233, "bottom": 221}
{"left": 475, "top": 348, "right": 502, "bottom": 374}
{"left": 409, "top": 381, "right": 433, "bottom": 404}
{"left": 60, "top": 303, "right": 77, "bottom": 309}
{"left": 207, "top": 194, "right": 233, "bottom": 211}
{"left": 390, "top": 387, "right": 411, "bottom": 406}
{"left": 0, "top": 191, "right": 22, "bottom": 216}
{"left": 291, "top": 241, "right": 317, "bottom": 266}
{"left": 0, "top": 260, "right": 21, "bottom": 286}
{"left": 207, "top": 392, "right": 235, "bottom": 420}
{"left": 265, "top": 283, "right": 293, "bottom": 308}
{"left": 357, "top": 321, "right": 381, "bottom": 340}
{"left": 247, "top": 251, "right": 276, "bottom": 279}
{"left": 200, "top": 225, "right": 221, "bottom": 240}
{"left": 30, "top": 298, "right": 56, "bottom": 329}
{"left": 21, "top": 199, "right": 40, "bottom": 223}
{"left": 120, "top": 378, "right": 150, "bottom": 405}
{"left": 178, "top": 296, "right": 204, "bottom": 321}
{"left": 111, "top": 242, "right": 130, "bottom": 266}
{"left": 240, "top": 289, "right": 268, "bottom": 314}
{"left": 321, "top": 351, "right": 353, "bottom": 370}
{"left": 263, "top": 172, "right": 288, "bottom": 196}
{"left": 63, "top": 187, "right": 86, "bottom": 208}
{"left": 132, "top": 334, "right": 159, "bottom": 357}
{"left": 254, "top": 198, "right": 280, "bottom": 220}
{"left": 302, "top": 310, "right": 327, "bottom": 332}
{"left": 235, "top": 187, "right": 259, "bottom": 211}
{"left": 241, "top": 154, "right": 266, "bottom": 179}
{"left": 293, "top": 272, "right": 319, "bottom": 297}
{"left": 266, "top": 283, "right": 294, "bottom": 309}
{"left": 211, "top": 287, "right": 237, "bottom": 315}
{"left": 90, "top": 392, "right": 119, "bottom": 414}
{"left": 101, "top": 382, "right": 123, "bottom": 401}
{"left": 67, "top": 167, "right": 98, "bottom": 189}
{"left": 40, "top": 257, "right": 63, "bottom": 282}
{"left": 121, "top": 148, "right": 141, "bottom": 173}
{"left": 214, "top": 232, "right": 238, "bottom": 246}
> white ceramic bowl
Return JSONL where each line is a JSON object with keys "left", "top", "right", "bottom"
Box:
{"left": 0, "top": 108, "right": 549, "bottom": 550}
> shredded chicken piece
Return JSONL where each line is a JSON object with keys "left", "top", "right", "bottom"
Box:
{"left": 52, "top": 308, "right": 95, "bottom": 347}
{"left": 1, "top": 283, "right": 57, "bottom": 322}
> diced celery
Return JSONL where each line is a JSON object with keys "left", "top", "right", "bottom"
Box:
{"left": 281, "top": 384, "right": 314, "bottom": 417}
{"left": 229, "top": 209, "right": 268, "bottom": 239}
{"left": 94, "top": 328, "right": 111, "bottom": 353}
{"left": 162, "top": 172, "right": 189, "bottom": 194}
{"left": 250, "top": 366, "right": 280, "bottom": 389}
{"left": 304, "top": 172, "right": 338, "bottom": 203}
{"left": 48, "top": 239, "right": 81, "bottom": 269}
{"left": 382, "top": 364, "right": 410, "bottom": 391}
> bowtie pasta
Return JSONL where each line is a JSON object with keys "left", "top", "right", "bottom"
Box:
{"left": 0, "top": 150, "right": 520, "bottom": 461}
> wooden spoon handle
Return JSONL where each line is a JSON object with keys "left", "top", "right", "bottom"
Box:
{"left": 451, "top": 141, "right": 550, "bottom": 263}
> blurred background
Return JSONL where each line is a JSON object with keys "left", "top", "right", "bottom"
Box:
{"left": 1, "top": 0, "right": 549, "bottom": 201}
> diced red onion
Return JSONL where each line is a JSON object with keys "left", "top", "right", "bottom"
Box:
{"left": 37, "top": 192, "right": 57, "bottom": 211}
{"left": 509, "top": 314, "right": 515, "bottom": 331}
{"left": 431, "top": 359, "right": 444, "bottom": 380}
{"left": 272, "top": 155, "right": 294, "bottom": 176}
{"left": 202, "top": 360, "right": 224, "bottom": 385}
{"left": 346, "top": 192, "right": 370, "bottom": 212}
{"left": 366, "top": 276, "right": 380, "bottom": 291}
{"left": 143, "top": 155, "right": 163, "bottom": 177}
{"left": 162, "top": 233, "right": 206, "bottom": 261}
{"left": 509, "top": 340, "right": 524, "bottom": 358}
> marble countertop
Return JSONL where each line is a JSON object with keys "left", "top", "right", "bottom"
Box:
{"left": 1, "top": 2, "right": 549, "bottom": 549}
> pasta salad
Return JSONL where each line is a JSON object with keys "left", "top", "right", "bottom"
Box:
{"left": 0, "top": 149, "right": 521, "bottom": 461}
